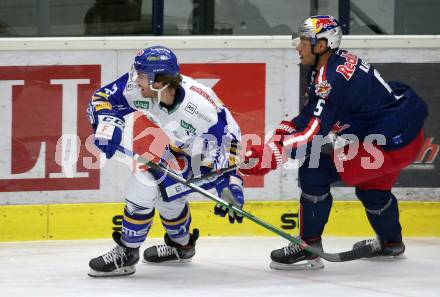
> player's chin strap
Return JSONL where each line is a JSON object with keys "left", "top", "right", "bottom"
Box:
{"left": 115, "top": 144, "right": 375, "bottom": 263}
{"left": 311, "top": 38, "right": 332, "bottom": 69}
{"left": 312, "top": 47, "right": 332, "bottom": 69}
{"left": 150, "top": 84, "right": 169, "bottom": 105}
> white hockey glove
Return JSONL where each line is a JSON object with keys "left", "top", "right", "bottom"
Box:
{"left": 214, "top": 175, "right": 244, "bottom": 224}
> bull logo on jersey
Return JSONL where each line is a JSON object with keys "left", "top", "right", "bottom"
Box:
{"left": 315, "top": 80, "right": 332, "bottom": 98}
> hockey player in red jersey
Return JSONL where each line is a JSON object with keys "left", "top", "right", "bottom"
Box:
{"left": 240, "top": 15, "right": 428, "bottom": 270}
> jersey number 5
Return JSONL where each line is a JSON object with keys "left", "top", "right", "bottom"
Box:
{"left": 314, "top": 99, "right": 326, "bottom": 116}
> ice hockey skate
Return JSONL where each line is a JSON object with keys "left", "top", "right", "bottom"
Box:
{"left": 88, "top": 231, "right": 139, "bottom": 277}
{"left": 143, "top": 229, "right": 199, "bottom": 264}
{"left": 270, "top": 238, "right": 324, "bottom": 270}
{"left": 353, "top": 238, "right": 406, "bottom": 260}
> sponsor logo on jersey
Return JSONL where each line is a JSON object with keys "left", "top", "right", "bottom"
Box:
{"left": 184, "top": 102, "right": 212, "bottom": 123}
{"left": 125, "top": 81, "right": 136, "bottom": 91}
{"left": 133, "top": 100, "right": 150, "bottom": 110}
{"left": 98, "top": 115, "right": 125, "bottom": 128}
{"left": 195, "top": 110, "right": 212, "bottom": 123}
{"left": 95, "top": 102, "right": 112, "bottom": 111}
{"left": 95, "top": 124, "right": 114, "bottom": 139}
{"left": 190, "top": 85, "right": 216, "bottom": 106}
{"left": 359, "top": 60, "right": 371, "bottom": 73}
{"left": 331, "top": 121, "right": 350, "bottom": 134}
{"left": 185, "top": 102, "right": 197, "bottom": 114}
{"left": 180, "top": 120, "right": 196, "bottom": 133}
{"left": 336, "top": 52, "right": 359, "bottom": 81}
{"left": 93, "top": 92, "right": 109, "bottom": 100}
{"left": 315, "top": 80, "right": 332, "bottom": 98}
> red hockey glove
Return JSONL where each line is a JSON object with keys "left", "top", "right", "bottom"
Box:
{"left": 270, "top": 120, "right": 297, "bottom": 143}
{"left": 239, "top": 142, "right": 287, "bottom": 176}
{"left": 239, "top": 121, "right": 294, "bottom": 176}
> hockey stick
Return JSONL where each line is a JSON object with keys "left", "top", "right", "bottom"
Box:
{"left": 116, "top": 145, "right": 374, "bottom": 262}
{"left": 186, "top": 165, "right": 238, "bottom": 183}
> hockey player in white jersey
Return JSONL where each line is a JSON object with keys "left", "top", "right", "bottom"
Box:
{"left": 87, "top": 46, "right": 244, "bottom": 277}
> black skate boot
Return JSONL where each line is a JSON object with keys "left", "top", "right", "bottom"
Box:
{"left": 143, "top": 229, "right": 199, "bottom": 263}
{"left": 270, "top": 238, "right": 324, "bottom": 270}
{"left": 88, "top": 231, "right": 139, "bottom": 277}
{"left": 353, "top": 238, "right": 405, "bottom": 259}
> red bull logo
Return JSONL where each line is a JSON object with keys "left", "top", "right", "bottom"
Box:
{"left": 314, "top": 80, "right": 332, "bottom": 98}
{"left": 312, "top": 17, "right": 338, "bottom": 33}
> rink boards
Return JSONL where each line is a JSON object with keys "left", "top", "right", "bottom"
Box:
{"left": 0, "top": 36, "right": 439, "bottom": 242}
{"left": 1, "top": 200, "right": 439, "bottom": 242}
{"left": 0, "top": 36, "right": 439, "bottom": 206}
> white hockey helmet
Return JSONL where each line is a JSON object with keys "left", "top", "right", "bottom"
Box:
{"left": 298, "top": 15, "right": 343, "bottom": 49}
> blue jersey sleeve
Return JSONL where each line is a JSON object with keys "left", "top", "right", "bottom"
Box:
{"left": 204, "top": 108, "right": 240, "bottom": 170}
{"left": 86, "top": 73, "right": 136, "bottom": 130}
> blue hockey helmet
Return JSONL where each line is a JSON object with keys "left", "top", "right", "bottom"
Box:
{"left": 133, "top": 46, "right": 180, "bottom": 84}
{"left": 298, "top": 15, "right": 342, "bottom": 49}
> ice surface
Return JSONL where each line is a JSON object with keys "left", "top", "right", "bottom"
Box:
{"left": 1, "top": 237, "right": 439, "bottom": 297}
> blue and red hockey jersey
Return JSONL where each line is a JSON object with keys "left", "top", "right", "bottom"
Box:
{"left": 282, "top": 49, "right": 428, "bottom": 157}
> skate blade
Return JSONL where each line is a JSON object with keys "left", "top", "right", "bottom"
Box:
{"left": 363, "top": 254, "right": 407, "bottom": 261}
{"left": 269, "top": 258, "right": 324, "bottom": 270}
{"left": 87, "top": 266, "right": 136, "bottom": 277}
{"left": 141, "top": 258, "right": 192, "bottom": 265}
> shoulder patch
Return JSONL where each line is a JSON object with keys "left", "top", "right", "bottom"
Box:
{"left": 315, "top": 80, "right": 332, "bottom": 99}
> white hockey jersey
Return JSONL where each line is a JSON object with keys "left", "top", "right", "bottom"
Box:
{"left": 88, "top": 72, "right": 241, "bottom": 171}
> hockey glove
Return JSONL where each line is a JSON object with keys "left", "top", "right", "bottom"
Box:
{"left": 94, "top": 111, "right": 125, "bottom": 159}
{"left": 239, "top": 142, "right": 286, "bottom": 176}
{"left": 239, "top": 121, "right": 293, "bottom": 176}
{"left": 214, "top": 175, "right": 244, "bottom": 223}
{"left": 274, "top": 120, "right": 297, "bottom": 136}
